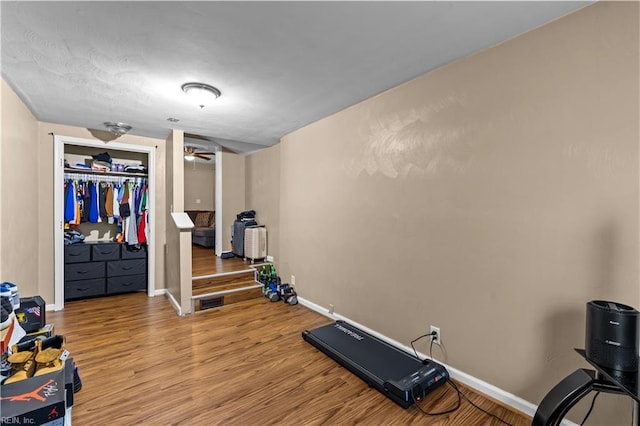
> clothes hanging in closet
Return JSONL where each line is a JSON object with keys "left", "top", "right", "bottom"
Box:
{"left": 63, "top": 176, "right": 149, "bottom": 244}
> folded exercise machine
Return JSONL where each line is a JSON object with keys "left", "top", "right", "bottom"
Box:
{"left": 302, "top": 320, "right": 449, "bottom": 408}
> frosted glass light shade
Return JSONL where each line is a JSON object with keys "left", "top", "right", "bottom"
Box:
{"left": 181, "top": 82, "right": 221, "bottom": 108}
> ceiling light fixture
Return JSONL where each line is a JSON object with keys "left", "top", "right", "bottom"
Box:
{"left": 103, "top": 122, "right": 132, "bottom": 136}
{"left": 184, "top": 154, "right": 196, "bottom": 162}
{"left": 181, "top": 82, "right": 221, "bottom": 109}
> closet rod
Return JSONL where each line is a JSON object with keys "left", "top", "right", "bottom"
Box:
{"left": 64, "top": 173, "right": 146, "bottom": 184}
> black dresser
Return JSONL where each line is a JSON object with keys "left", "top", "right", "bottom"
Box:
{"left": 64, "top": 242, "right": 147, "bottom": 300}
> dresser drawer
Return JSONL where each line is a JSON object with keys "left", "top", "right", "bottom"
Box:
{"left": 65, "top": 262, "right": 105, "bottom": 281}
{"left": 64, "top": 244, "right": 90, "bottom": 263}
{"left": 91, "top": 243, "right": 120, "bottom": 261}
{"left": 65, "top": 278, "right": 106, "bottom": 300}
{"left": 107, "top": 274, "right": 146, "bottom": 294}
{"left": 121, "top": 245, "right": 147, "bottom": 260}
{"left": 107, "top": 259, "right": 146, "bottom": 277}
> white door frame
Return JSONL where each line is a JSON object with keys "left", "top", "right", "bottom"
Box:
{"left": 215, "top": 144, "right": 223, "bottom": 255}
{"left": 53, "top": 135, "right": 156, "bottom": 310}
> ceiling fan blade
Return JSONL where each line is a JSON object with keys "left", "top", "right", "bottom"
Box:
{"left": 194, "top": 153, "right": 212, "bottom": 160}
{"left": 195, "top": 151, "right": 215, "bottom": 155}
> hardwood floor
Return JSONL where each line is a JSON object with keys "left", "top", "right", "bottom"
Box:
{"left": 48, "top": 293, "right": 531, "bottom": 425}
{"left": 191, "top": 245, "right": 265, "bottom": 277}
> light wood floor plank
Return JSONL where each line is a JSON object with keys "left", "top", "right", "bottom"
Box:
{"left": 191, "top": 245, "right": 262, "bottom": 276}
{"left": 47, "top": 293, "right": 531, "bottom": 425}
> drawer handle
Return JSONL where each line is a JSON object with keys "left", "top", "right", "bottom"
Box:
{"left": 99, "top": 250, "right": 115, "bottom": 254}
{"left": 122, "top": 266, "right": 133, "bottom": 271}
{"left": 77, "top": 270, "right": 89, "bottom": 275}
{"left": 78, "top": 288, "right": 90, "bottom": 292}
{"left": 69, "top": 253, "right": 82, "bottom": 257}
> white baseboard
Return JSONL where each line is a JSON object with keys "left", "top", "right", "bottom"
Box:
{"left": 297, "top": 296, "right": 577, "bottom": 426}
{"left": 154, "top": 288, "right": 167, "bottom": 297}
{"left": 164, "top": 290, "right": 183, "bottom": 316}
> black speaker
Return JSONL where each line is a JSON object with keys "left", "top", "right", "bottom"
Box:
{"left": 585, "top": 300, "right": 639, "bottom": 371}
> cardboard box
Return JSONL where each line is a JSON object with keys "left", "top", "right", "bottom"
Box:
{"left": 1, "top": 368, "right": 66, "bottom": 425}
{"left": 64, "top": 358, "right": 74, "bottom": 408}
{"left": 16, "top": 324, "right": 55, "bottom": 347}
{"left": 28, "top": 324, "right": 55, "bottom": 339}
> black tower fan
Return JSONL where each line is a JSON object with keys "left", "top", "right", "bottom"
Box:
{"left": 585, "top": 300, "right": 639, "bottom": 371}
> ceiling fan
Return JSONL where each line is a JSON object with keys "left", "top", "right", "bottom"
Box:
{"left": 184, "top": 145, "right": 215, "bottom": 161}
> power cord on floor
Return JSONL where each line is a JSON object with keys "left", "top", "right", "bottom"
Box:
{"left": 412, "top": 379, "right": 461, "bottom": 416}
{"left": 410, "top": 332, "right": 514, "bottom": 426}
{"left": 447, "top": 379, "right": 514, "bottom": 426}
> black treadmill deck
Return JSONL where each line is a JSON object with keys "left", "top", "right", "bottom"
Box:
{"left": 303, "top": 320, "right": 448, "bottom": 408}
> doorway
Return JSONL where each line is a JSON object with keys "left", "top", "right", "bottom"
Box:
{"left": 52, "top": 135, "right": 156, "bottom": 310}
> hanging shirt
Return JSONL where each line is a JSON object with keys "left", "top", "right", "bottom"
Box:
{"left": 74, "top": 181, "right": 82, "bottom": 225}
{"left": 135, "top": 183, "right": 143, "bottom": 215}
{"left": 82, "top": 181, "right": 92, "bottom": 223}
{"left": 76, "top": 181, "right": 85, "bottom": 224}
{"left": 137, "top": 211, "right": 147, "bottom": 244}
{"left": 88, "top": 182, "right": 100, "bottom": 223}
{"left": 112, "top": 183, "right": 120, "bottom": 220}
{"left": 126, "top": 181, "right": 139, "bottom": 245}
{"left": 99, "top": 183, "right": 108, "bottom": 219}
{"left": 140, "top": 184, "right": 148, "bottom": 212}
{"left": 64, "top": 180, "right": 75, "bottom": 223}
{"left": 105, "top": 185, "right": 114, "bottom": 217}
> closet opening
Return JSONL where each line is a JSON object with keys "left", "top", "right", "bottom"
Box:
{"left": 53, "top": 135, "right": 156, "bottom": 311}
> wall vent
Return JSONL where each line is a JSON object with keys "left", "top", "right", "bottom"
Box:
{"left": 200, "top": 296, "right": 224, "bottom": 310}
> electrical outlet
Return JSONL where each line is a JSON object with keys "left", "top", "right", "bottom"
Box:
{"left": 430, "top": 325, "right": 441, "bottom": 344}
{"left": 291, "top": 275, "right": 296, "bottom": 286}
{"left": 329, "top": 304, "right": 335, "bottom": 314}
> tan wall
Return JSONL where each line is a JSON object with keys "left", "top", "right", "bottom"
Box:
{"left": 1, "top": 78, "right": 169, "bottom": 301}
{"left": 184, "top": 162, "right": 215, "bottom": 211}
{"left": 0, "top": 79, "right": 40, "bottom": 295}
{"left": 165, "top": 129, "right": 192, "bottom": 314}
{"left": 165, "top": 130, "right": 180, "bottom": 303}
{"left": 220, "top": 150, "right": 245, "bottom": 253}
{"left": 274, "top": 3, "right": 638, "bottom": 424}
{"left": 38, "top": 122, "right": 167, "bottom": 303}
{"left": 246, "top": 144, "right": 280, "bottom": 263}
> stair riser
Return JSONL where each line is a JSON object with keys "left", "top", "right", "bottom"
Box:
{"left": 192, "top": 273, "right": 257, "bottom": 297}
{"left": 194, "top": 271, "right": 255, "bottom": 284}
{"left": 195, "top": 288, "right": 264, "bottom": 311}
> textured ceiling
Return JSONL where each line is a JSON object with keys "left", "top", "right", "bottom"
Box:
{"left": 1, "top": 1, "right": 591, "bottom": 153}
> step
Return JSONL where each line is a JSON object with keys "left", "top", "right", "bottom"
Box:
{"left": 192, "top": 270, "right": 257, "bottom": 296}
{"left": 192, "top": 269, "right": 263, "bottom": 312}
{"left": 193, "top": 286, "right": 264, "bottom": 312}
